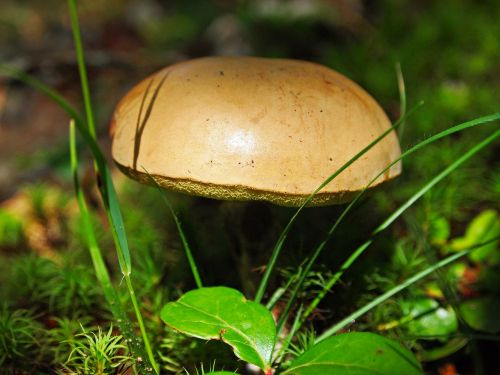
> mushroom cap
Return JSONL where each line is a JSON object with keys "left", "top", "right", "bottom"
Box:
{"left": 110, "top": 56, "right": 401, "bottom": 206}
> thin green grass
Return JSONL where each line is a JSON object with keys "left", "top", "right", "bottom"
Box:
{"left": 254, "top": 102, "right": 424, "bottom": 304}
{"left": 270, "top": 64, "right": 412, "bottom": 332}
{"left": 315, "top": 237, "right": 500, "bottom": 342}
{"left": 66, "top": 1, "right": 158, "bottom": 372}
{"left": 300, "top": 124, "right": 500, "bottom": 328}
{"left": 69, "top": 122, "right": 151, "bottom": 370}
{"left": 67, "top": 0, "right": 97, "bottom": 140}
{"left": 0, "top": 62, "right": 157, "bottom": 373}
{"left": 275, "top": 113, "right": 500, "bottom": 337}
{"left": 69, "top": 120, "right": 117, "bottom": 313}
{"left": 143, "top": 169, "right": 203, "bottom": 288}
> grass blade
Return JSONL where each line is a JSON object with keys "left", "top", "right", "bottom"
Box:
{"left": 0, "top": 64, "right": 153, "bottom": 362}
{"left": 67, "top": 0, "right": 96, "bottom": 139}
{"left": 276, "top": 113, "right": 500, "bottom": 335}
{"left": 143, "top": 169, "right": 203, "bottom": 288}
{"left": 69, "top": 120, "right": 150, "bottom": 370}
{"left": 69, "top": 120, "right": 114, "bottom": 305}
{"left": 396, "top": 62, "right": 407, "bottom": 140}
{"left": 254, "top": 102, "right": 424, "bottom": 303}
{"left": 316, "top": 237, "right": 500, "bottom": 342}
{"left": 69, "top": 1, "right": 157, "bottom": 371}
{"left": 301, "top": 124, "right": 500, "bottom": 326}
{"left": 67, "top": 0, "right": 131, "bottom": 276}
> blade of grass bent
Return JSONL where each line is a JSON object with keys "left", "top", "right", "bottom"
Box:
{"left": 143, "top": 168, "right": 203, "bottom": 288}
{"left": 70, "top": 120, "right": 115, "bottom": 303}
{"left": 67, "top": 1, "right": 157, "bottom": 371}
{"left": 276, "top": 113, "right": 500, "bottom": 334}
{"left": 69, "top": 120, "right": 149, "bottom": 369}
{"left": 274, "top": 304, "right": 305, "bottom": 364}
{"left": 301, "top": 125, "right": 500, "bottom": 326}
{"left": 67, "top": 0, "right": 131, "bottom": 276}
{"left": 1, "top": 62, "right": 156, "bottom": 372}
{"left": 254, "top": 102, "right": 424, "bottom": 303}
{"left": 316, "top": 237, "right": 500, "bottom": 342}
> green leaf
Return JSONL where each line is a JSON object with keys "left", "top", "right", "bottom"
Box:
{"left": 428, "top": 216, "right": 450, "bottom": 245}
{"left": 161, "top": 287, "right": 276, "bottom": 371}
{"left": 0, "top": 210, "right": 23, "bottom": 247}
{"left": 417, "top": 337, "right": 469, "bottom": 362}
{"left": 460, "top": 295, "right": 500, "bottom": 333}
{"left": 418, "top": 338, "right": 468, "bottom": 362}
{"left": 401, "top": 298, "right": 458, "bottom": 338}
{"left": 450, "top": 210, "right": 500, "bottom": 264}
{"left": 283, "top": 332, "right": 422, "bottom": 375}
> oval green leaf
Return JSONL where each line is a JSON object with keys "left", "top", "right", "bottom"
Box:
{"left": 450, "top": 209, "right": 500, "bottom": 264}
{"left": 460, "top": 295, "right": 500, "bottom": 333}
{"left": 401, "top": 298, "right": 458, "bottom": 338}
{"left": 283, "top": 332, "right": 422, "bottom": 375}
{"left": 161, "top": 287, "right": 275, "bottom": 371}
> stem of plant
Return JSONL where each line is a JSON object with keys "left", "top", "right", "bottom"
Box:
{"left": 70, "top": 120, "right": 152, "bottom": 370}
{"left": 125, "top": 276, "right": 158, "bottom": 372}
{"left": 143, "top": 169, "right": 203, "bottom": 288}
{"left": 67, "top": 1, "right": 159, "bottom": 373}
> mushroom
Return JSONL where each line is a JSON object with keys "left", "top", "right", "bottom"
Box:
{"left": 110, "top": 56, "right": 401, "bottom": 206}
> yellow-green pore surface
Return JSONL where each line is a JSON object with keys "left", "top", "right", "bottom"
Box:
{"left": 110, "top": 56, "right": 401, "bottom": 206}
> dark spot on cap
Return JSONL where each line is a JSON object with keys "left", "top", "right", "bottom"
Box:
{"left": 219, "top": 71, "right": 224, "bottom": 76}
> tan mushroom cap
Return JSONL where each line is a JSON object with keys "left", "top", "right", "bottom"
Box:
{"left": 110, "top": 56, "right": 401, "bottom": 206}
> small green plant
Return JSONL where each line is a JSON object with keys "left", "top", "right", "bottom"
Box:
{"left": 44, "top": 260, "right": 105, "bottom": 316}
{"left": 3, "top": 254, "right": 57, "bottom": 309}
{"left": 0, "top": 209, "right": 24, "bottom": 248}
{"left": 49, "top": 316, "right": 94, "bottom": 365}
{"left": 0, "top": 305, "right": 45, "bottom": 371}
{"left": 59, "top": 325, "right": 131, "bottom": 375}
